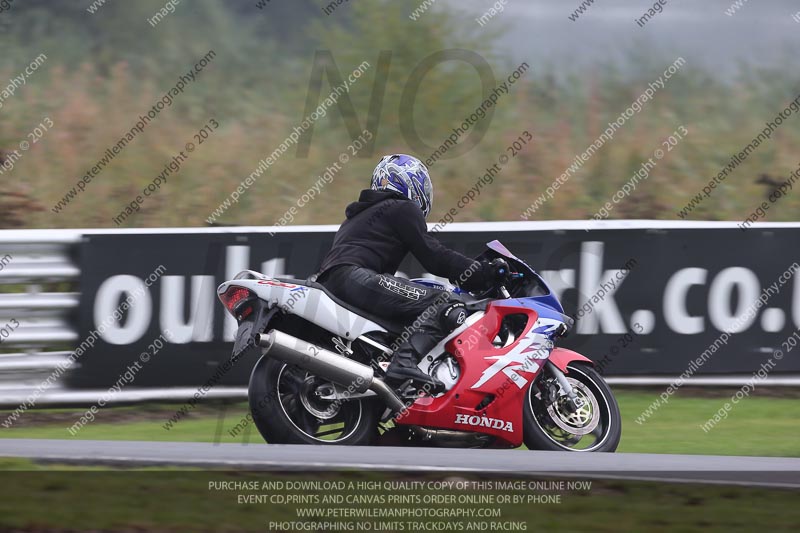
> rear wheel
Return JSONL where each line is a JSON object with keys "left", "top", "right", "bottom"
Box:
{"left": 248, "top": 356, "right": 379, "bottom": 445}
{"left": 523, "top": 363, "right": 621, "bottom": 452}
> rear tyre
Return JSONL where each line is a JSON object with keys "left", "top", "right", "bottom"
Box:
{"left": 523, "top": 363, "right": 621, "bottom": 452}
{"left": 248, "top": 355, "right": 379, "bottom": 445}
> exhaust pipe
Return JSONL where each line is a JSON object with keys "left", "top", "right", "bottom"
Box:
{"left": 257, "top": 330, "right": 488, "bottom": 445}
{"left": 255, "top": 330, "right": 406, "bottom": 413}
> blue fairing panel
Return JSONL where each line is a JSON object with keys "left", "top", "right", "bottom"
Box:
{"left": 496, "top": 297, "right": 571, "bottom": 326}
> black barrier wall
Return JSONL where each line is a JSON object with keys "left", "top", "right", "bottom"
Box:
{"left": 69, "top": 223, "right": 800, "bottom": 388}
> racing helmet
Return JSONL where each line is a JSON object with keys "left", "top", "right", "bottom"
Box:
{"left": 371, "top": 154, "right": 433, "bottom": 218}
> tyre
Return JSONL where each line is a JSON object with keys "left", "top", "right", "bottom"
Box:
{"left": 248, "top": 355, "right": 379, "bottom": 445}
{"left": 523, "top": 362, "right": 621, "bottom": 452}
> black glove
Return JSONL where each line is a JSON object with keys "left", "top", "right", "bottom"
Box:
{"left": 457, "top": 258, "right": 510, "bottom": 292}
{"left": 486, "top": 258, "right": 510, "bottom": 283}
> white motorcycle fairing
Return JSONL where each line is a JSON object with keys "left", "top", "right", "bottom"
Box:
{"left": 217, "top": 271, "right": 387, "bottom": 341}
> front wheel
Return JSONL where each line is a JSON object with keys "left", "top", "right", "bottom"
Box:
{"left": 523, "top": 362, "right": 621, "bottom": 452}
{"left": 248, "top": 355, "right": 379, "bottom": 445}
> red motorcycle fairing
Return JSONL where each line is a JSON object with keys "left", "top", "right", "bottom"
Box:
{"left": 548, "top": 346, "right": 593, "bottom": 374}
{"left": 394, "top": 301, "right": 553, "bottom": 447}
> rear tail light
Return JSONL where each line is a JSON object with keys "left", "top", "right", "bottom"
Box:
{"left": 219, "top": 286, "right": 255, "bottom": 320}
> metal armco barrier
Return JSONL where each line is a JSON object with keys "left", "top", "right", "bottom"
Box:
{"left": 0, "top": 231, "right": 81, "bottom": 396}
{"left": 0, "top": 222, "right": 798, "bottom": 406}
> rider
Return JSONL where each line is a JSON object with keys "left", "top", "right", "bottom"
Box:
{"left": 316, "top": 154, "right": 504, "bottom": 391}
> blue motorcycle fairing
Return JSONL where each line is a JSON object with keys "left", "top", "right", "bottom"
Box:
{"left": 408, "top": 278, "right": 449, "bottom": 291}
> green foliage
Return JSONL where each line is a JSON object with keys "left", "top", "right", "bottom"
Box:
{"left": 1, "top": 1, "right": 799, "bottom": 228}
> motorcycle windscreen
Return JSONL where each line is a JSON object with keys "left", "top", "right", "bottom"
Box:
{"left": 486, "top": 240, "right": 564, "bottom": 313}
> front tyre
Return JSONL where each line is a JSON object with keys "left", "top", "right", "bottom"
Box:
{"left": 523, "top": 363, "right": 621, "bottom": 452}
{"left": 248, "top": 356, "right": 379, "bottom": 445}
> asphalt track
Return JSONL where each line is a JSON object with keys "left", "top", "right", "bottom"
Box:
{"left": 1, "top": 439, "right": 799, "bottom": 488}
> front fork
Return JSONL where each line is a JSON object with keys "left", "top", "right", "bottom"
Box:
{"left": 545, "top": 360, "right": 584, "bottom": 412}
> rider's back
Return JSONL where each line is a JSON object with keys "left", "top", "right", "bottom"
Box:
{"left": 318, "top": 188, "right": 474, "bottom": 281}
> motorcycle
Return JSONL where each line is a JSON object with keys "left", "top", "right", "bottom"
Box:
{"left": 216, "top": 240, "right": 621, "bottom": 451}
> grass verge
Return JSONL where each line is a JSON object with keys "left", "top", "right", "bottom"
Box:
{"left": 0, "top": 470, "right": 798, "bottom": 532}
{"left": 1, "top": 390, "right": 798, "bottom": 456}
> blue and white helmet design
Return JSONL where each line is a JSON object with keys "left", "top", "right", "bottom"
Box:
{"left": 371, "top": 154, "right": 433, "bottom": 218}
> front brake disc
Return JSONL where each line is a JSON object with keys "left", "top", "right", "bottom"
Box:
{"left": 545, "top": 379, "right": 600, "bottom": 435}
